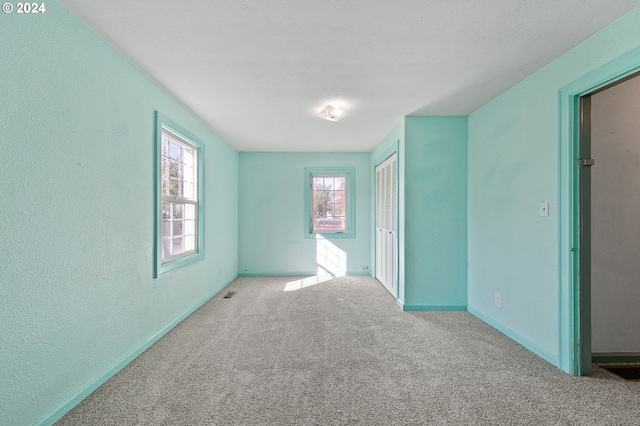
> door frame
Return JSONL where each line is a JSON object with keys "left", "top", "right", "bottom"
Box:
{"left": 558, "top": 48, "right": 640, "bottom": 375}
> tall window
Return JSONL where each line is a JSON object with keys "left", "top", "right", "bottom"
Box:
{"left": 154, "top": 112, "right": 204, "bottom": 277}
{"left": 304, "top": 167, "right": 355, "bottom": 239}
{"left": 161, "top": 130, "right": 197, "bottom": 259}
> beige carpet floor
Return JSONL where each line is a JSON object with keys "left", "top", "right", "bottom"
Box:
{"left": 58, "top": 275, "right": 640, "bottom": 425}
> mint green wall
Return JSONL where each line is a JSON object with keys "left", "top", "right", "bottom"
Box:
{"left": 0, "top": 4, "right": 238, "bottom": 425}
{"left": 238, "top": 152, "right": 370, "bottom": 275}
{"left": 404, "top": 117, "right": 467, "bottom": 310}
{"left": 467, "top": 7, "right": 640, "bottom": 370}
{"left": 370, "top": 118, "right": 467, "bottom": 309}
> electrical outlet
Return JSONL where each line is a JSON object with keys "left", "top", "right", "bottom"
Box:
{"left": 362, "top": 266, "right": 368, "bottom": 270}
{"left": 494, "top": 293, "right": 502, "bottom": 309}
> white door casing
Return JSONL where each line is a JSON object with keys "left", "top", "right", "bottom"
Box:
{"left": 375, "top": 153, "right": 397, "bottom": 296}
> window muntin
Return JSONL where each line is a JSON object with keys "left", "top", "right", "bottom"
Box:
{"left": 161, "top": 130, "right": 198, "bottom": 261}
{"left": 311, "top": 174, "right": 348, "bottom": 233}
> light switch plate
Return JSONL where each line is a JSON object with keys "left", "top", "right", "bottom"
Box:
{"left": 540, "top": 202, "right": 549, "bottom": 217}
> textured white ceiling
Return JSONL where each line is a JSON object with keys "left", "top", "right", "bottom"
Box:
{"left": 58, "top": 0, "right": 636, "bottom": 152}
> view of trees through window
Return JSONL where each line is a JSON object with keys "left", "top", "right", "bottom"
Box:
{"left": 312, "top": 175, "right": 347, "bottom": 232}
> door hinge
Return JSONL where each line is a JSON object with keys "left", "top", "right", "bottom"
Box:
{"left": 578, "top": 158, "right": 595, "bottom": 166}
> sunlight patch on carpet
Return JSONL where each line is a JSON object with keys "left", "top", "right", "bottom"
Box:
{"left": 284, "top": 271, "right": 334, "bottom": 292}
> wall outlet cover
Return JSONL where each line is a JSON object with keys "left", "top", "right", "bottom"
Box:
{"left": 540, "top": 202, "right": 550, "bottom": 217}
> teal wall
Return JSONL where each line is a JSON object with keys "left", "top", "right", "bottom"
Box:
{"left": 370, "top": 117, "right": 467, "bottom": 310}
{"left": 467, "top": 7, "right": 640, "bottom": 369}
{"left": 404, "top": 117, "right": 468, "bottom": 310}
{"left": 0, "top": 3, "right": 238, "bottom": 425}
{"left": 239, "top": 152, "right": 371, "bottom": 276}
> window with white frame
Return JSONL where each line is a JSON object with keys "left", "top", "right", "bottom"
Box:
{"left": 304, "top": 167, "right": 355, "bottom": 238}
{"left": 161, "top": 130, "right": 197, "bottom": 259}
{"left": 155, "top": 113, "right": 204, "bottom": 277}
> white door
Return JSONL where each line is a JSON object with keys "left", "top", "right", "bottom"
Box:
{"left": 375, "top": 153, "right": 397, "bottom": 296}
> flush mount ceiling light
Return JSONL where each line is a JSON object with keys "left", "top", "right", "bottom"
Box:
{"left": 318, "top": 105, "right": 343, "bottom": 121}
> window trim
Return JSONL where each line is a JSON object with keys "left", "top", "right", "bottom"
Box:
{"left": 304, "top": 167, "right": 355, "bottom": 239}
{"left": 154, "top": 112, "right": 205, "bottom": 277}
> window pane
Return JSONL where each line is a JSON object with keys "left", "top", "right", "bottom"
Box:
{"left": 163, "top": 220, "right": 170, "bottom": 237}
{"left": 326, "top": 217, "right": 336, "bottom": 230}
{"left": 183, "top": 149, "right": 194, "bottom": 167}
{"left": 183, "top": 165, "right": 194, "bottom": 183}
{"left": 185, "top": 235, "right": 195, "bottom": 251}
{"left": 313, "top": 192, "right": 319, "bottom": 211}
{"left": 175, "top": 179, "right": 184, "bottom": 198}
{"left": 163, "top": 159, "right": 172, "bottom": 196}
{"left": 185, "top": 219, "right": 195, "bottom": 235}
{"left": 173, "top": 221, "right": 183, "bottom": 237}
{"left": 184, "top": 204, "right": 195, "bottom": 220}
{"left": 167, "top": 178, "right": 178, "bottom": 197}
{"left": 325, "top": 219, "right": 335, "bottom": 231}
{"left": 172, "top": 237, "right": 183, "bottom": 254}
{"left": 162, "top": 238, "right": 172, "bottom": 258}
{"left": 169, "top": 159, "right": 180, "bottom": 178}
{"left": 335, "top": 177, "right": 345, "bottom": 190}
{"left": 162, "top": 203, "right": 170, "bottom": 220}
{"left": 162, "top": 138, "right": 169, "bottom": 156}
{"left": 173, "top": 203, "right": 183, "bottom": 219}
{"left": 169, "top": 142, "right": 181, "bottom": 160}
{"left": 183, "top": 182, "right": 193, "bottom": 199}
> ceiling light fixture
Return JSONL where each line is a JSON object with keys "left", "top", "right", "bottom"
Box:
{"left": 318, "top": 105, "right": 343, "bottom": 121}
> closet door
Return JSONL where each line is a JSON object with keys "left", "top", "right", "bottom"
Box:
{"left": 375, "top": 153, "right": 397, "bottom": 296}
